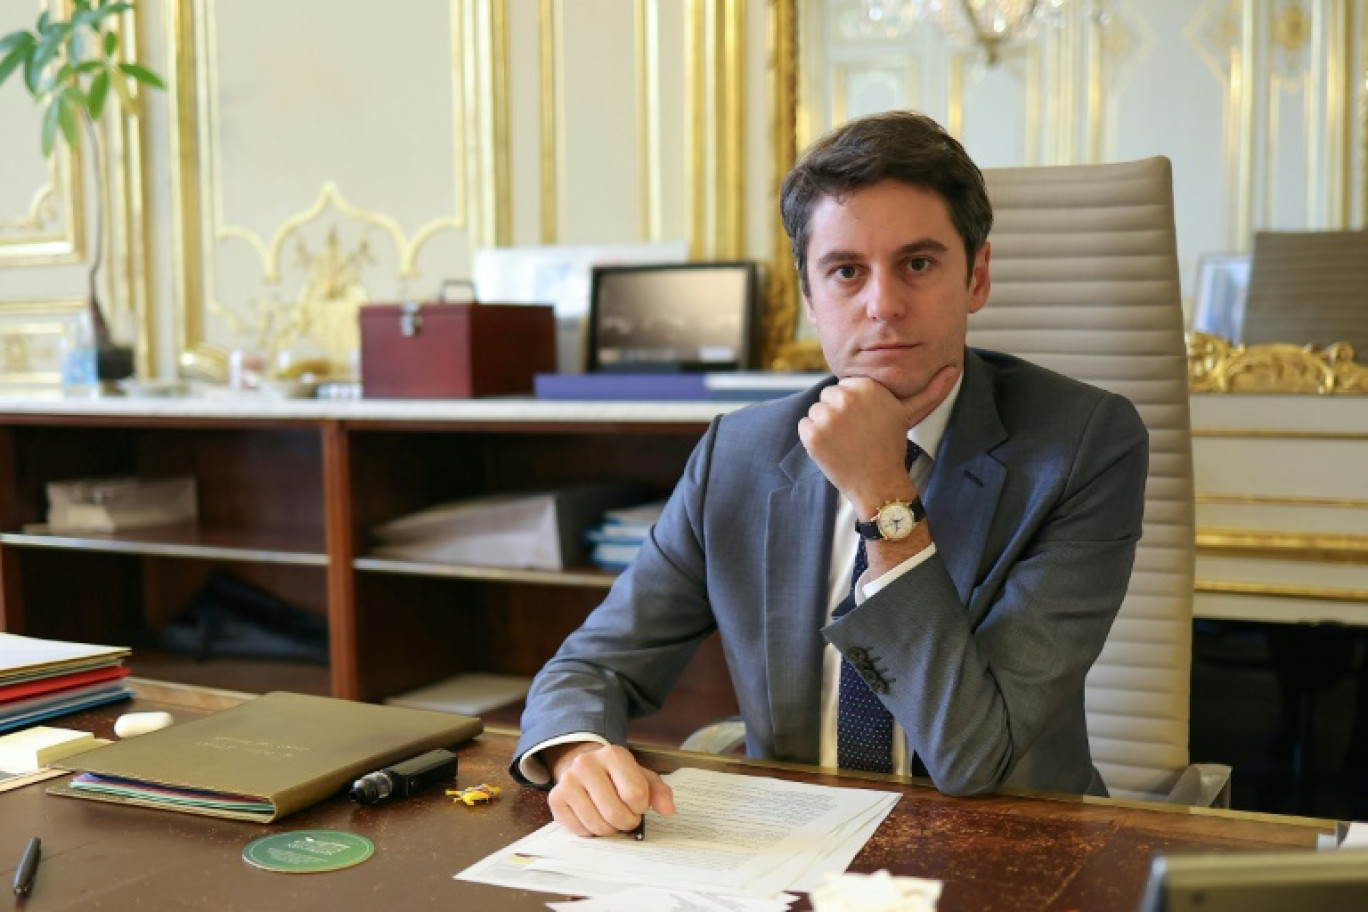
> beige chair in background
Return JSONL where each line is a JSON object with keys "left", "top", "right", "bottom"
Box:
{"left": 969, "top": 156, "right": 1227, "bottom": 805}
{"left": 685, "top": 156, "right": 1228, "bottom": 807}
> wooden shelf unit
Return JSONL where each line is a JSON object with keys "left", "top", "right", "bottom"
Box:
{"left": 0, "top": 405, "right": 740, "bottom": 744}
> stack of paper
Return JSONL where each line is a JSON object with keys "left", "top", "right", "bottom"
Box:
{"left": 457, "top": 766, "right": 900, "bottom": 902}
{"left": 0, "top": 633, "right": 133, "bottom": 733}
{"left": 583, "top": 500, "right": 666, "bottom": 570}
{"left": 47, "top": 475, "right": 197, "bottom": 532}
{"left": 384, "top": 673, "right": 532, "bottom": 716}
{"left": 0, "top": 726, "right": 97, "bottom": 774}
{"left": 372, "top": 485, "right": 644, "bottom": 572}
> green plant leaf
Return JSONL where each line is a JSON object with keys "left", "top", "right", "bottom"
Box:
{"left": 41, "top": 99, "right": 61, "bottom": 157}
{"left": 118, "top": 61, "right": 164, "bottom": 89}
{"left": 28, "top": 27, "right": 68, "bottom": 91}
{"left": 62, "top": 83, "right": 88, "bottom": 111}
{"left": 56, "top": 97, "right": 77, "bottom": 148}
{"left": 88, "top": 68, "right": 109, "bottom": 119}
{"left": 0, "top": 29, "right": 35, "bottom": 58}
{"left": 0, "top": 34, "right": 35, "bottom": 89}
{"left": 37, "top": 12, "right": 50, "bottom": 34}
{"left": 109, "top": 66, "right": 134, "bottom": 111}
{"left": 76, "top": 59, "right": 104, "bottom": 74}
{"left": 77, "top": 3, "right": 132, "bottom": 31}
{"left": 103, "top": 30, "right": 118, "bottom": 58}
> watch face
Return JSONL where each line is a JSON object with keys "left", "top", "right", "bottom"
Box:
{"left": 875, "top": 503, "right": 915, "bottom": 540}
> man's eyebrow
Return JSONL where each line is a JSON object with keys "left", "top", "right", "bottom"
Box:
{"left": 812, "top": 249, "right": 863, "bottom": 271}
{"left": 812, "top": 238, "right": 952, "bottom": 271}
{"left": 896, "top": 239, "right": 950, "bottom": 256}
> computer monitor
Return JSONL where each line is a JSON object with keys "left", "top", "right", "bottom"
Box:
{"left": 1137, "top": 849, "right": 1368, "bottom": 911}
{"left": 586, "top": 262, "right": 758, "bottom": 372}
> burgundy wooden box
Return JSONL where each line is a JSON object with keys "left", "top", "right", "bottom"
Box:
{"left": 360, "top": 302, "right": 556, "bottom": 399}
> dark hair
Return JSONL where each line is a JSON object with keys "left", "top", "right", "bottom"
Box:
{"left": 780, "top": 110, "right": 993, "bottom": 295}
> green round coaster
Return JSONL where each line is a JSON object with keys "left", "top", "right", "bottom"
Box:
{"left": 242, "top": 830, "right": 375, "bottom": 874}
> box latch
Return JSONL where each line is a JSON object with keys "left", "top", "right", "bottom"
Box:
{"left": 400, "top": 302, "right": 423, "bottom": 337}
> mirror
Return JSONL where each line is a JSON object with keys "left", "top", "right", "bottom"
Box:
{"left": 767, "top": 0, "right": 1368, "bottom": 393}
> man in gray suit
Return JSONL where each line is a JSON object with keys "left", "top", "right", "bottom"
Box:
{"left": 511, "top": 111, "right": 1148, "bottom": 838}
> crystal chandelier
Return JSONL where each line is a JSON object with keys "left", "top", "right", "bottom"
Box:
{"left": 864, "top": 0, "right": 1075, "bottom": 65}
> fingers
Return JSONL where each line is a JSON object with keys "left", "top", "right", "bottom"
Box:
{"left": 548, "top": 744, "right": 666, "bottom": 838}
{"left": 645, "top": 768, "right": 676, "bottom": 816}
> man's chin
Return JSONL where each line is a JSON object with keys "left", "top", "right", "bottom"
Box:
{"left": 840, "top": 368, "right": 933, "bottom": 401}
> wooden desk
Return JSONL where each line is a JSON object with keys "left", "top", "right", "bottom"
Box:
{"left": 0, "top": 681, "right": 1334, "bottom": 912}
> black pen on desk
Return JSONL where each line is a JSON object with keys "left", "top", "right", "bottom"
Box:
{"left": 630, "top": 817, "right": 646, "bottom": 841}
{"left": 13, "top": 836, "right": 40, "bottom": 898}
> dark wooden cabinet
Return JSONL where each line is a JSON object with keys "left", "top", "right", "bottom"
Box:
{"left": 0, "top": 401, "right": 740, "bottom": 744}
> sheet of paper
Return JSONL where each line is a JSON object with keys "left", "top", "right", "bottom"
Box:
{"left": 457, "top": 766, "right": 900, "bottom": 901}
{"left": 1338, "top": 822, "right": 1368, "bottom": 848}
{"left": 546, "top": 885, "right": 795, "bottom": 912}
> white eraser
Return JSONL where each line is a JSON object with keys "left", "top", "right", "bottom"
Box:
{"left": 114, "top": 711, "right": 175, "bottom": 739}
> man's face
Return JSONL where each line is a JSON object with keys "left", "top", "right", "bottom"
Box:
{"left": 802, "top": 179, "right": 990, "bottom": 401}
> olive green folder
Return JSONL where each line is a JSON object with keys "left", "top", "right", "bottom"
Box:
{"left": 48, "top": 691, "right": 483, "bottom": 822}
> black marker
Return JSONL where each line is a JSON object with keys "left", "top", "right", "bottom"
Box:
{"left": 349, "top": 749, "right": 458, "bottom": 805}
{"left": 630, "top": 817, "right": 646, "bottom": 841}
{"left": 13, "top": 836, "right": 40, "bottom": 897}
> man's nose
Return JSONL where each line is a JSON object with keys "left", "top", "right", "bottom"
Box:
{"left": 863, "top": 270, "right": 907, "bottom": 322}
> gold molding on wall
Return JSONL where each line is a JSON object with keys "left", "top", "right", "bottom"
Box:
{"left": 1188, "top": 330, "right": 1368, "bottom": 394}
{"left": 0, "top": 156, "right": 84, "bottom": 267}
{"left": 0, "top": 299, "right": 86, "bottom": 384}
{"left": 1197, "top": 526, "right": 1368, "bottom": 562}
{"left": 539, "top": 0, "right": 558, "bottom": 244}
{"left": 1196, "top": 579, "right": 1368, "bottom": 603}
{"left": 687, "top": 0, "right": 746, "bottom": 261}
{"left": 1198, "top": 493, "right": 1368, "bottom": 508}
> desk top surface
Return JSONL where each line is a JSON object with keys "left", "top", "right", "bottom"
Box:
{"left": 0, "top": 682, "right": 1333, "bottom": 912}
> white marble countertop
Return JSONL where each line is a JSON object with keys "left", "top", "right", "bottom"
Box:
{"left": 0, "top": 392, "right": 747, "bottom": 423}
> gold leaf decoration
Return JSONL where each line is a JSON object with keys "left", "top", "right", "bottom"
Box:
{"left": 1187, "top": 331, "right": 1368, "bottom": 394}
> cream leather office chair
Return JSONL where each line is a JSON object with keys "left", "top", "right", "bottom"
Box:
{"left": 686, "top": 156, "right": 1227, "bottom": 806}
{"left": 969, "top": 156, "right": 1227, "bottom": 805}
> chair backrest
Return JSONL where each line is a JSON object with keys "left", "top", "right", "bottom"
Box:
{"left": 969, "top": 157, "right": 1195, "bottom": 801}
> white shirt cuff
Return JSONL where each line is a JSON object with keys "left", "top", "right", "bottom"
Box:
{"left": 856, "top": 543, "right": 938, "bottom": 603}
{"left": 518, "top": 732, "right": 610, "bottom": 785}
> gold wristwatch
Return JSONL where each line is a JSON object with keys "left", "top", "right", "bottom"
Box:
{"left": 854, "top": 497, "right": 926, "bottom": 542}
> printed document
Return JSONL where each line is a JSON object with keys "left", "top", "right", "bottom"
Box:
{"left": 457, "top": 767, "right": 900, "bottom": 900}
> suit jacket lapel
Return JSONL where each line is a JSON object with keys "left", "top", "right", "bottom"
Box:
{"left": 763, "top": 431, "right": 837, "bottom": 764}
{"left": 923, "top": 351, "right": 1008, "bottom": 613}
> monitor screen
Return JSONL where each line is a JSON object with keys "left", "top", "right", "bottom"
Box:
{"left": 587, "top": 262, "right": 757, "bottom": 372}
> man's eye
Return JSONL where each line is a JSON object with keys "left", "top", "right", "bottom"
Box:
{"left": 832, "top": 265, "right": 859, "bottom": 280}
{"left": 906, "top": 257, "right": 932, "bottom": 272}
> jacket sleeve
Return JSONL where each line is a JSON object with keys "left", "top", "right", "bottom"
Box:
{"left": 509, "top": 417, "right": 723, "bottom": 785}
{"left": 823, "top": 392, "right": 1149, "bottom": 796}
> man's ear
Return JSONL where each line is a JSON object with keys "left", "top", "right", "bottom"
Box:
{"left": 967, "top": 242, "right": 991, "bottom": 314}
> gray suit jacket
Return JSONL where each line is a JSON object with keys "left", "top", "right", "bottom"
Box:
{"left": 513, "top": 349, "right": 1148, "bottom": 796}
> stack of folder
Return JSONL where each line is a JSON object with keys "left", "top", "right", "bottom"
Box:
{"left": 0, "top": 634, "right": 133, "bottom": 733}
{"left": 583, "top": 500, "right": 666, "bottom": 570}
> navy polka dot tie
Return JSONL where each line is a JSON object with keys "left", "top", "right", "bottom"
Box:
{"left": 835, "top": 440, "right": 921, "bottom": 774}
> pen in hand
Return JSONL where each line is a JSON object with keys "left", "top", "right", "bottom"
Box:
{"left": 630, "top": 817, "right": 646, "bottom": 841}
{"left": 13, "top": 836, "right": 40, "bottom": 897}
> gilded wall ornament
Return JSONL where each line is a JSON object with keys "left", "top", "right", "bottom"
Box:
{"left": 1187, "top": 330, "right": 1368, "bottom": 394}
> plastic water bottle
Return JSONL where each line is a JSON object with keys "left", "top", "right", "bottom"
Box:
{"left": 59, "top": 310, "right": 99, "bottom": 398}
